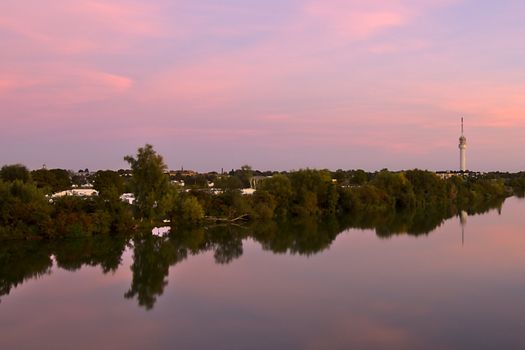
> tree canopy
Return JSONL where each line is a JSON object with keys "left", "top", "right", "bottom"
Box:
{"left": 0, "top": 164, "right": 31, "bottom": 183}
{"left": 124, "top": 144, "right": 170, "bottom": 221}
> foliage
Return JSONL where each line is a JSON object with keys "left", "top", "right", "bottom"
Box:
{"left": 372, "top": 170, "right": 415, "bottom": 210}
{"left": 124, "top": 144, "right": 170, "bottom": 222}
{"left": 234, "top": 165, "right": 254, "bottom": 188}
{"left": 31, "top": 168, "right": 71, "bottom": 194}
{"left": 180, "top": 196, "right": 205, "bottom": 223}
{"left": 93, "top": 170, "right": 124, "bottom": 199}
{"left": 50, "top": 196, "right": 132, "bottom": 238}
{"left": 168, "top": 193, "right": 205, "bottom": 225}
{"left": 350, "top": 169, "right": 368, "bottom": 185}
{"left": 0, "top": 149, "right": 520, "bottom": 241}
{"left": 0, "top": 180, "right": 52, "bottom": 240}
{"left": 0, "top": 164, "right": 31, "bottom": 183}
{"left": 215, "top": 175, "right": 243, "bottom": 190}
{"left": 249, "top": 190, "right": 277, "bottom": 219}
{"left": 260, "top": 174, "right": 293, "bottom": 217}
{"left": 288, "top": 169, "right": 338, "bottom": 216}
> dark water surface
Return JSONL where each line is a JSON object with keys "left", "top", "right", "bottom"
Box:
{"left": 1, "top": 198, "right": 525, "bottom": 349}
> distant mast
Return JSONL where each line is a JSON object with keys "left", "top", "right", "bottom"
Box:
{"left": 459, "top": 117, "right": 467, "bottom": 172}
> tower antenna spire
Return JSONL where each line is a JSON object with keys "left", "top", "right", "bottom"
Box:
{"left": 461, "top": 117, "right": 464, "bottom": 135}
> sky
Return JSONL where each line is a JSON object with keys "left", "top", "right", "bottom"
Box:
{"left": 1, "top": 0, "right": 524, "bottom": 172}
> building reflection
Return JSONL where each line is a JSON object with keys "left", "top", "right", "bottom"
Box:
{"left": 460, "top": 210, "right": 467, "bottom": 247}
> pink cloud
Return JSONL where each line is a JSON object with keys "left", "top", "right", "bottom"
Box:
{"left": 305, "top": 3, "right": 409, "bottom": 40}
{"left": 395, "top": 81, "right": 525, "bottom": 129}
{"left": 302, "top": 0, "right": 460, "bottom": 43}
{"left": 367, "top": 39, "right": 430, "bottom": 54}
{"left": 73, "top": 1, "right": 161, "bottom": 35}
{"left": 139, "top": 45, "right": 316, "bottom": 110}
{"left": 0, "top": 0, "right": 165, "bottom": 54}
{"left": 0, "top": 79, "right": 14, "bottom": 93}
{"left": 258, "top": 114, "right": 295, "bottom": 122}
{"left": 0, "top": 65, "right": 133, "bottom": 108}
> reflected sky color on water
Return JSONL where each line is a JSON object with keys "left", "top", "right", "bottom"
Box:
{"left": 1, "top": 198, "right": 525, "bottom": 349}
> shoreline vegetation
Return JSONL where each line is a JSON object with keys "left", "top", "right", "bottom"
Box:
{"left": 1, "top": 144, "right": 524, "bottom": 241}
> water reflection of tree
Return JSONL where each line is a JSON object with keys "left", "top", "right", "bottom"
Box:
{"left": 0, "top": 241, "right": 53, "bottom": 303}
{"left": 0, "top": 198, "right": 507, "bottom": 308}
{"left": 124, "top": 226, "right": 246, "bottom": 309}
{"left": 125, "top": 235, "right": 188, "bottom": 310}
{"left": 208, "top": 226, "right": 245, "bottom": 264}
{"left": 251, "top": 218, "right": 343, "bottom": 256}
{"left": 0, "top": 236, "right": 128, "bottom": 304}
{"left": 347, "top": 206, "right": 453, "bottom": 238}
{"left": 52, "top": 236, "right": 128, "bottom": 273}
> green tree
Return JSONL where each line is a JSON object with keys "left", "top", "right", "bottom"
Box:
{"left": 124, "top": 144, "right": 170, "bottom": 222}
{"left": 180, "top": 196, "right": 205, "bottom": 223}
{"left": 250, "top": 190, "right": 277, "bottom": 219}
{"left": 93, "top": 170, "right": 124, "bottom": 199}
{"left": 405, "top": 170, "right": 446, "bottom": 207}
{"left": 0, "top": 164, "right": 31, "bottom": 183}
{"left": 0, "top": 180, "right": 52, "bottom": 239}
{"left": 372, "top": 170, "right": 416, "bottom": 210}
{"left": 215, "top": 175, "right": 243, "bottom": 190}
{"left": 184, "top": 174, "right": 208, "bottom": 188}
{"left": 350, "top": 169, "right": 368, "bottom": 185}
{"left": 260, "top": 174, "right": 293, "bottom": 216}
{"left": 333, "top": 169, "right": 348, "bottom": 185}
{"left": 236, "top": 165, "right": 253, "bottom": 188}
{"left": 31, "top": 168, "right": 71, "bottom": 194}
{"left": 288, "top": 169, "right": 336, "bottom": 216}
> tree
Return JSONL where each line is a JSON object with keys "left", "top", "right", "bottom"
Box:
{"left": 215, "top": 175, "right": 243, "bottom": 190}
{"left": 0, "top": 180, "right": 52, "bottom": 239}
{"left": 405, "top": 169, "right": 446, "bottom": 206}
{"left": 288, "top": 169, "right": 336, "bottom": 216}
{"left": 350, "top": 169, "right": 368, "bottom": 185}
{"left": 260, "top": 174, "right": 293, "bottom": 216}
{"left": 31, "top": 168, "right": 71, "bottom": 194}
{"left": 350, "top": 169, "right": 368, "bottom": 186}
{"left": 250, "top": 190, "right": 277, "bottom": 219}
{"left": 93, "top": 170, "right": 124, "bottom": 199}
{"left": 180, "top": 196, "right": 205, "bottom": 223}
{"left": 0, "top": 164, "right": 31, "bottom": 183}
{"left": 124, "top": 144, "right": 170, "bottom": 221}
{"left": 236, "top": 165, "right": 253, "bottom": 188}
{"left": 372, "top": 170, "right": 415, "bottom": 210}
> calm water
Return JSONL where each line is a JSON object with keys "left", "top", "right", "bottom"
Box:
{"left": 1, "top": 198, "right": 525, "bottom": 349}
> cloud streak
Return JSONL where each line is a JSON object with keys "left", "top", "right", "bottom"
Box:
{"left": 0, "top": 0, "right": 164, "bottom": 54}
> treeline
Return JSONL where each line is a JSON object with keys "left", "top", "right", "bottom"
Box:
{"left": 0, "top": 164, "right": 133, "bottom": 240}
{"left": 0, "top": 144, "right": 522, "bottom": 240}
{"left": 188, "top": 168, "right": 510, "bottom": 221}
{"left": 0, "top": 180, "right": 134, "bottom": 240}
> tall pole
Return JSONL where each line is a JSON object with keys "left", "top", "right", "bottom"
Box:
{"left": 459, "top": 117, "right": 467, "bottom": 172}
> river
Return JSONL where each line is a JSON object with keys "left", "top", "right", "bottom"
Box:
{"left": 1, "top": 197, "right": 524, "bottom": 349}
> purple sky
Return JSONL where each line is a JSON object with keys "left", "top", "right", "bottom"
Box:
{"left": 1, "top": 0, "right": 524, "bottom": 172}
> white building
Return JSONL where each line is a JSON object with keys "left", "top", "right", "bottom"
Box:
{"left": 51, "top": 189, "right": 98, "bottom": 198}
{"left": 120, "top": 193, "right": 136, "bottom": 204}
